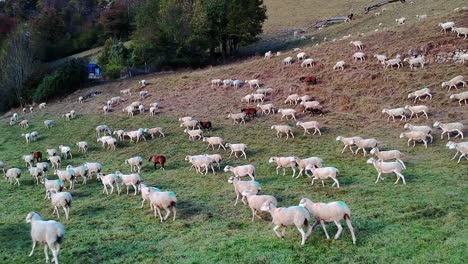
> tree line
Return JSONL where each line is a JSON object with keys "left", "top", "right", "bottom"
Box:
{"left": 0, "top": 0, "right": 266, "bottom": 112}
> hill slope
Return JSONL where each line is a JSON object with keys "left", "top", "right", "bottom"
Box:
{"left": 0, "top": 2, "right": 467, "bottom": 264}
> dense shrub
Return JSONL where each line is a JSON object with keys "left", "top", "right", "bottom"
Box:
{"left": 33, "top": 58, "right": 87, "bottom": 102}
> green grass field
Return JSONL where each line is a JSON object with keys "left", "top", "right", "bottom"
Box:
{"left": 0, "top": 112, "right": 466, "bottom": 263}
{"left": 1, "top": 0, "right": 468, "bottom": 263}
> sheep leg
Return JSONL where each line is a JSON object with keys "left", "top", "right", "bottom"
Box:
{"left": 241, "top": 195, "right": 248, "bottom": 205}
{"left": 451, "top": 151, "right": 459, "bottom": 160}
{"left": 345, "top": 216, "right": 356, "bottom": 244}
{"left": 29, "top": 241, "right": 37, "bottom": 256}
{"left": 341, "top": 145, "right": 347, "bottom": 153}
{"left": 332, "top": 178, "right": 340, "bottom": 188}
{"left": 297, "top": 226, "right": 307, "bottom": 246}
{"left": 234, "top": 194, "right": 240, "bottom": 205}
{"left": 457, "top": 154, "right": 466, "bottom": 164}
{"left": 43, "top": 244, "right": 50, "bottom": 263}
{"left": 242, "top": 151, "right": 247, "bottom": 159}
{"left": 412, "top": 140, "right": 416, "bottom": 148}
{"left": 320, "top": 221, "right": 330, "bottom": 239}
{"left": 251, "top": 208, "right": 256, "bottom": 222}
{"left": 322, "top": 180, "right": 325, "bottom": 187}
{"left": 64, "top": 206, "right": 69, "bottom": 220}
{"left": 311, "top": 177, "right": 316, "bottom": 185}
{"left": 156, "top": 208, "right": 163, "bottom": 222}
{"left": 395, "top": 172, "right": 406, "bottom": 185}
{"left": 291, "top": 168, "right": 296, "bottom": 178}
{"left": 296, "top": 169, "right": 303, "bottom": 179}
{"left": 407, "top": 139, "right": 411, "bottom": 147}
{"left": 163, "top": 208, "right": 171, "bottom": 220}
{"left": 355, "top": 147, "right": 361, "bottom": 155}
{"left": 375, "top": 172, "right": 382, "bottom": 183}
{"left": 455, "top": 130, "right": 463, "bottom": 139}
{"left": 273, "top": 225, "right": 283, "bottom": 239}
{"left": 229, "top": 150, "right": 233, "bottom": 158}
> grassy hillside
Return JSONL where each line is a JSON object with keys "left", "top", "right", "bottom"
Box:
{"left": 1, "top": 1, "right": 468, "bottom": 264}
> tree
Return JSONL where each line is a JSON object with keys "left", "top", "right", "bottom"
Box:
{"left": 31, "top": 8, "right": 67, "bottom": 61}
{"left": 100, "top": 2, "right": 130, "bottom": 39}
{"left": 0, "top": 26, "right": 36, "bottom": 110}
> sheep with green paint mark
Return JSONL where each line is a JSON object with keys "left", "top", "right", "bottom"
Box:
{"left": 299, "top": 198, "right": 356, "bottom": 244}
{"left": 146, "top": 188, "right": 177, "bottom": 222}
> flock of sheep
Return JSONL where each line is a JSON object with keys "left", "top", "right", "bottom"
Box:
{"left": 1, "top": 10, "right": 467, "bottom": 264}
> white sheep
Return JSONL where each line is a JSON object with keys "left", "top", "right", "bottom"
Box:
{"left": 226, "top": 143, "right": 247, "bottom": 159}
{"left": 124, "top": 128, "right": 146, "bottom": 143}
{"left": 203, "top": 137, "right": 226, "bottom": 150}
{"left": 44, "top": 120, "right": 56, "bottom": 129}
{"left": 96, "top": 173, "right": 121, "bottom": 195}
{"left": 125, "top": 156, "right": 143, "bottom": 173}
{"left": 251, "top": 93, "right": 265, "bottom": 103}
{"left": 54, "top": 168, "right": 75, "bottom": 190}
{"left": 301, "top": 58, "right": 315, "bottom": 68}
{"left": 5, "top": 168, "right": 21, "bottom": 185}
{"left": 370, "top": 148, "right": 406, "bottom": 168}
{"left": 366, "top": 158, "right": 406, "bottom": 184}
{"left": 139, "top": 79, "right": 147, "bottom": 87}
{"left": 223, "top": 79, "right": 233, "bottom": 87}
{"left": 23, "top": 154, "right": 34, "bottom": 167}
{"left": 146, "top": 188, "right": 177, "bottom": 222}
{"left": 352, "top": 52, "right": 366, "bottom": 62}
{"left": 48, "top": 156, "right": 61, "bottom": 171}
{"left": 405, "top": 105, "right": 429, "bottom": 119}
{"left": 384, "top": 54, "right": 402, "bottom": 69}
{"left": 264, "top": 51, "right": 272, "bottom": 59}
{"left": 439, "top": 22, "right": 455, "bottom": 32}
{"left": 352, "top": 138, "right": 378, "bottom": 156}
{"left": 300, "top": 101, "right": 321, "bottom": 113}
{"left": 184, "top": 128, "right": 203, "bottom": 141}
{"left": 227, "top": 176, "right": 261, "bottom": 205}
{"left": 454, "top": 52, "right": 468, "bottom": 64}
{"left": 260, "top": 201, "right": 312, "bottom": 246}
{"left": 297, "top": 52, "right": 306, "bottom": 61}
{"left": 115, "top": 171, "right": 141, "bottom": 196}
{"left": 84, "top": 162, "right": 102, "bottom": 178}
{"left": 283, "top": 57, "right": 293, "bottom": 65}
{"left": 441, "top": 76, "right": 466, "bottom": 91}
{"left": 36, "top": 162, "right": 50, "bottom": 177}
{"left": 453, "top": 27, "right": 468, "bottom": 38}
{"left": 180, "top": 119, "right": 200, "bottom": 129}
{"left": 373, "top": 54, "right": 387, "bottom": 64}
{"left": 333, "top": 61, "right": 345, "bottom": 71}
{"left": 299, "top": 198, "right": 356, "bottom": 244}
{"left": 396, "top": 17, "right": 406, "bottom": 25}
{"left": 227, "top": 112, "right": 246, "bottom": 125}
{"left": 296, "top": 121, "right": 321, "bottom": 136}
{"left": 399, "top": 131, "right": 430, "bottom": 148}
{"left": 433, "top": 121, "right": 464, "bottom": 139}
{"left": 233, "top": 80, "right": 244, "bottom": 89}
{"left": 336, "top": 136, "right": 363, "bottom": 154}
{"left": 120, "top": 88, "right": 132, "bottom": 96}
{"left": 408, "top": 87, "right": 432, "bottom": 103}
{"left": 245, "top": 79, "right": 261, "bottom": 89}
{"left": 149, "top": 106, "right": 158, "bottom": 116}
{"left": 257, "top": 103, "right": 275, "bottom": 115}
{"left": 277, "top": 109, "right": 297, "bottom": 120}
{"left": 75, "top": 141, "right": 88, "bottom": 153}
{"left": 25, "top": 212, "right": 65, "bottom": 264}
{"left": 241, "top": 94, "right": 254, "bottom": 103}
{"left": 350, "top": 41, "right": 363, "bottom": 50}
{"left": 269, "top": 157, "right": 298, "bottom": 177}
{"left": 403, "top": 55, "right": 425, "bottom": 69}
{"left": 29, "top": 167, "right": 44, "bottom": 185}
{"left": 242, "top": 191, "right": 277, "bottom": 221}
{"left": 19, "top": 119, "right": 29, "bottom": 128}
{"left": 211, "top": 79, "right": 222, "bottom": 88}
{"left": 58, "top": 145, "right": 72, "bottom": 160}
{"left": 39, "top": 102, "right": 46, "bottom": 109}
{"left": 139, "top": 90, "right": 150, "bottom": 99}
{"left": 138, "top": 183, "right": 161, "bottom": 209}
{"left": 416, "top": 14, "right": 427, "bottom": 21}
{"left": 47, "top": 149, "right": 57, "bottom": 157}
{"left": 404, "top": 124, "right": 433, "bottom": 142}
{"left": 41, "top": 178, "right": 64, "bottom": 199}
{"left": 78, "top": 96, "right": 83, "bottom": 103}
{"left": 309, "top": 167, "right": 340, "bottom": 187}
{"left": 30, "top": 131, "right": 39, "bottom": 142}
{"left": 21, "top": 133, "right": 32, "bottom": 144}
{"left": 47, "top": 190, "right": 72, "bottom": 220}
{"left": 271, "top": 125, "right": 294, "bottom": 139}
{"left": 446, "top": 141, "right": 468, "bottom": 163}
{"left": 296, "top": 157, "right": 324, "bottom": 178}
{"left": 449, "top": 91, "right": 468, "bottom": 105}
{"left": 224, "top": 165, "right": 256, "bottom": 180}
{"left": 256, "top": 88, "right": 274, "bottom": 95}
{"left": 185, "top": 155, "right": 215, "bottom": 175}
{"left": 95, "top": 125, "right": 112, "bottom": 138}
{"left": 66, "top": 165, "right": 88, "bottom": 184}
{"left": 113, "top": 129, "right": 125, "bottom": 141}
{"left": 146, "top": 127, "right": 165, "bottom": 138}
{"left": 284, "top": 94, "right": 300, "bottom": 105}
